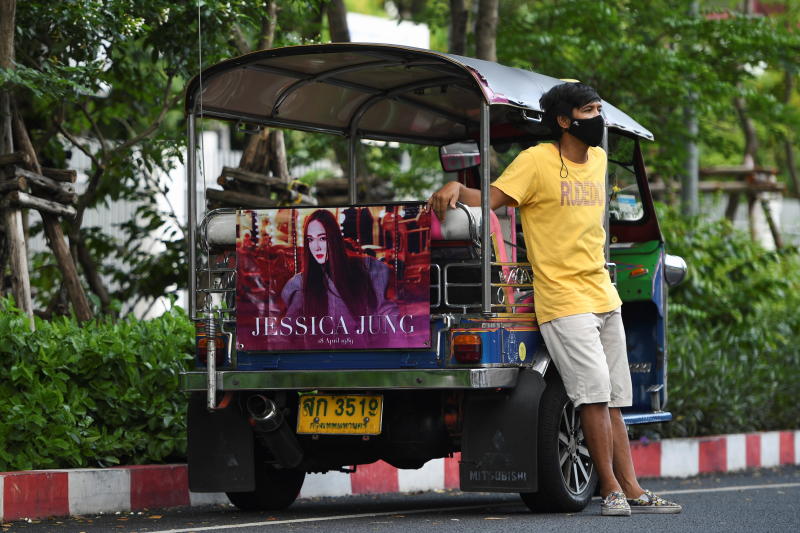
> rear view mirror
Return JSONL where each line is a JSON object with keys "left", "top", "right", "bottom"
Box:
{"left": 440, "top": 141, "right": 480, "bottom": 172}
{"left": 664, "top": 254, "right": 688, "bottom": 288}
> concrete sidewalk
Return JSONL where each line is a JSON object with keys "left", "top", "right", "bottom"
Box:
{"left": 1, "top": 430, "right": 798, "bottom": 522}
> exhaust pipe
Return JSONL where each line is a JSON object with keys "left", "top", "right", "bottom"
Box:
{"left": 246, "top": 395, "right": 304, "bottom": 469}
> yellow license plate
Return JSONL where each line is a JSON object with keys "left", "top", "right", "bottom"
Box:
{"left": 297, "top": 394, "right": 383, "bottom": 435}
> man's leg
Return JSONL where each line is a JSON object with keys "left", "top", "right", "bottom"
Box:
{"left": 598, "top": 308, "right": 642, "bottom": 496}
{"left": 579, "top": 402, "right": 621, "bottom": 497}
{"left": 540, "top": 313, "right": 623, "bottom": 497}
{"left": 609, "top": 407, "right": 644, "bottom": 498}
{"left": 608, "top": 406, "right": 682, "bottom": 513}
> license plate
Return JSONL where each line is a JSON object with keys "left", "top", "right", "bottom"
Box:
{"left": 297, "top": 394, "right": 383, "bottom": 435}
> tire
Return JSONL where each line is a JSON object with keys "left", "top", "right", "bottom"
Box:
{"left": 520, "top": 376, "right": 598, "bottom": 513}
{"left": 226, "top": 466, "right": 305, "bottom": 511}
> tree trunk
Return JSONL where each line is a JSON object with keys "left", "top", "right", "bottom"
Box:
{"left": 12, "top": 103, "right": 94, "bottom": 320}
{"left": 1, "top": 0, "right": 34, "bottom": 328}
{"left": 0, "top": 91, "right": 12, "bottom": 155}
{"left": 230, "top": 25, "right": 251, "bottom": 55}
{"left": 724, "top": 193, "right": 740, "bottom": 222}
{"left": 681, "top": 1, "right": 700, "bottom": 216}
{"left": 734, "top": 96, "right": 763, "bottom": 244}
{"left": 783, "top": 70, "right": 799, "bottom": 196}
{"left": 301, "top": 6, "right": 325, "bottom": 42}
{"left": 0, "top": 0, "right": 16, "bottom": 159}
{"left": 269, "top": 130, "right": 289, "bottom": 183}
{"left": 42, "top": 213, "right": 92, "bottom": 321}
{"left": 231, "top": 2, "right": 280, "bottom": 53}
{"left": 733, "top": 96, "right": 759, "bottom": 168}
{"left": 786, "top": 138, "right": 799, "bottom": 198}
{"left": 760, "top": 197, "right": 783, "bottom": 249}
{"left": 258, "top": 1, "right": 279, "bottom": 50}
{"left": 0, "top": 0, "right": 14, "bottom": 70}
{"left": 449, "top": 0, "right": 468, "bottom": 55}
{"left": 238, "top": 128, "right": 271, "bottom": 173}
{"left": 65, "top": 190, "right": 112, "bottom": 315}
{"left": 75, "top": 237, "right": 112, "bottom": 315}
{"left": 327, "top": 0, "right": 350, "bottom": 42}
{"left": 475, "top": 0, "right": 498, "bottom": 61}
{"left": 396, "top": 0, "right": 427, "bottom": 19}
{"left": 237, "top": 3, "right": 287, "bottom": 190}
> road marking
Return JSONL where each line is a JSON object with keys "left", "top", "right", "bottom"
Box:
{"left": 149, "top": 482, "right": 800, "bottom": 533}
{"left": 147, "top": 503, "right": 520, "bottom": 533}
{"left": 654, "top": 482, "right": 800, "bottom": 496}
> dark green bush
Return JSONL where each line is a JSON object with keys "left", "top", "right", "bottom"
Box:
{"left": 658, "top": 204, "right": 800, "bottom": 437}
{"left": 0, "top": 300, "right": 193, "bottom": 470}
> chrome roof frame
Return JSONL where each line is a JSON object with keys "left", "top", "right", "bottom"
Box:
{"left": 184, "top": 42, "right": 654, "bottom": 143}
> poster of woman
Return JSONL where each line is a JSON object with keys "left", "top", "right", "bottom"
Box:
{"left": 236, "top": 204, "right": 431, "bottom": 351}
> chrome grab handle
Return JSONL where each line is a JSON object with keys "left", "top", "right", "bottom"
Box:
{"left": 429, "top": 263, "right": 441, "bottom": 308}
{"left": 454, "top": 201, "right": 481, "bottom": 248}
{"left": 606, "top": 262, "right": 617, "bottom": 285}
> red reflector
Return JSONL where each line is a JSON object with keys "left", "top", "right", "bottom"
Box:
{"left": 197, "top": 335, "right": 226, "bottom": 366}
{"left": 453, "top": 334, "right": 482, "bottom": 363}
{"left": 630, "top": 267, "right": 649, "bottom": 278}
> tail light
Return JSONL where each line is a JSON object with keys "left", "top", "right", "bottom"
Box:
{"left": 452, "top": 334, "right": 482, "bottom": 364}
{"left": 196, "top": 324, "right": 228, "bottom": 366}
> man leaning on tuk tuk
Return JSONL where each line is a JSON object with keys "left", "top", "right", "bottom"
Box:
{"left": 428, "top": 82, "right": 682, "bottom": 517}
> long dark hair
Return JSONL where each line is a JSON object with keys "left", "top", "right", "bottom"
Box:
{"left": 301, "top": 209, "right": 377, "bottom": 318}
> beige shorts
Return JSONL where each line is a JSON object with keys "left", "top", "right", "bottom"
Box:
{"left": 539, "top": 307, "right": 632, "bottom": 408}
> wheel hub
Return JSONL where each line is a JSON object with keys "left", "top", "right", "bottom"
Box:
{"left": 558, "top": 401, "right": 595, "bottom": 496}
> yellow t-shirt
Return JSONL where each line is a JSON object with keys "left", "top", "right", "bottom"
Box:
{"left": 492, "top": 143, "right": 621, "bottom": 324}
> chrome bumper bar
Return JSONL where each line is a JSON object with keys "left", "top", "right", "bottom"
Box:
{"left": 181, "top": 368, "right": 520, "bottom": 391}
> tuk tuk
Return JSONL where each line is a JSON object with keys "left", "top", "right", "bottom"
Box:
{"left": 180, "top": 43, "right": 687, "bottom": 513}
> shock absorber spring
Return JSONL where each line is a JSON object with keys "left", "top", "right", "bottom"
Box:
{"left": 205, "top": 310, "right": 217, "bottom": 409}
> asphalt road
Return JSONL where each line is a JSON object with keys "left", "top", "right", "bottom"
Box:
{"left": 6, "top": 466, "right": 799, "bottom": 533}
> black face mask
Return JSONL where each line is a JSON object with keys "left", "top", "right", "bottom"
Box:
{"left": 567, "top": 114, "right": 605, "bottom": 147}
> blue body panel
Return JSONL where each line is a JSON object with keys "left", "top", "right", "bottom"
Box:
{"left": 448, "top": 318, "right": 542, "bottom": 366}
{"left": 228, "top": 317, "right": 545, "bottom": 370}
{"left": 622, "top": 302, "right": 665, "bottom": 413}
{"left": 235, "top": 348, "right": 443, "bottom": 370}
{"left": 613, "top": 242, "right": 668, "bottom": 416}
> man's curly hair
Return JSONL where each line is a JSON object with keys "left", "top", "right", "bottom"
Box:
{"left": 539, "top": 82, "right": 601, "bottom": 139}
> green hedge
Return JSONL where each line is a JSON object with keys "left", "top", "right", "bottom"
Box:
{"left": 0, "top": 301, "right": 193, "bottom": 470}
{"left": 658, "top": 205, "right": 800, "bottom": 437}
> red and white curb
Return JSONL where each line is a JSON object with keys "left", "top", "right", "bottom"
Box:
{"left": 1, "top": 430, "right": 798, "bottom": 522}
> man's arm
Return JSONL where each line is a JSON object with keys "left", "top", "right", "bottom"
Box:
{"left": 427, "top": 181, "right": 514, "bottom": 221}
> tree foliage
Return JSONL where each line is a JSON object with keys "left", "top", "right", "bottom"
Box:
{"left": 495, "top": 1, "right": 799, "bottom": 179}
{"left": 654, "top": 203, "right": 800, "bottom": 437}
{"left": 2, "top": 1, "right": 328, "bottom": 314}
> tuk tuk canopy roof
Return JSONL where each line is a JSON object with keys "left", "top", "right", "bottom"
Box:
{"left": 185, "top": 43, "right": 654, "bottom": 145}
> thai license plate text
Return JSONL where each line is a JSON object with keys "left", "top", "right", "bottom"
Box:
{"left": 296, "top": 394, "right": 383, "bottom": 435}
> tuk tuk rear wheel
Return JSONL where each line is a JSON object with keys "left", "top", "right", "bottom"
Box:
{"left": 226, "top": 466, "right": 305, "bottom": 511}
{"left": 520, "top": 376, "right": 597, "bottom": 513}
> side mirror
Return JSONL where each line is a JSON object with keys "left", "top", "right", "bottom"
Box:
{"left": 664, "top": 254, "right": 688, "bottom": 288}
{"left": 439, "top": 141, "right": 480, "bottom": 172}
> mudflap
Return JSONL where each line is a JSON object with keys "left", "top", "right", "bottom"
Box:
{"left": 459, "top": 368, "right": 545, "bottom": 492}
{"left": 187, "top": 393, "right": 255, "bottom": 492}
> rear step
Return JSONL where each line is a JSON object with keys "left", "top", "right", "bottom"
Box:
{"left": 622, "top": 411, "right": 673, "bottom": 425}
